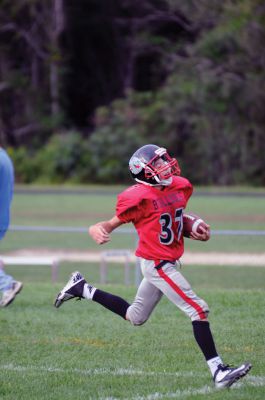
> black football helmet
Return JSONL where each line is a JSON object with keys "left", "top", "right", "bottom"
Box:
{"left": 129, "top": 144, "right": 181, "bottom": 186}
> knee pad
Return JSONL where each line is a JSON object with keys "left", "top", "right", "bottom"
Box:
{"left": 131, "top": 318, "right": 147, "bottom": 326}
{"left": 190, "top": 300, "right": 209, "bottom": 321}
{"left": 126, "top": 306, "right": 148, "bottom": 326}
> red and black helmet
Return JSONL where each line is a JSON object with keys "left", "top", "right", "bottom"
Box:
{"left": 129, "top": 144, "right": 181, "bottom": 186}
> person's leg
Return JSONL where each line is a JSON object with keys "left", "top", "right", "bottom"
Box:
{"left": 54, "top": 267, "right": 251, "bottom": 388}
{"left": 125, "top": 277, "right": 163, "bottom": 325}
{"left": 54, "top": 269, "right": 163, "bottom": 325}
{"left": 0, "top": 266, "right": 23, "bottom": 307}
{"left": 88, "top": 287, "right": 130, "bottom": 319}
{"left": 0, "top": 268, "right": 13, "bottom": 291}
{"left": 0, "top": 151, "right": 23, "bottom": 307}
{"left": 0, "top": 149, "right": 14, "bottom": 242}
{"left": 142, "top": 260, "right": 251, "bottom": 387}
{"left": 150, "top": 264, "right": 220, "bottom": 363}
{"left": 192, "top": 320, "right": 220, "bottom": 367}
{"left": 85, "top": 277, "right": 163, "bottom": 325}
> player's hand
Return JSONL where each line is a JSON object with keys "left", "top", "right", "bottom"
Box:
{"left": 88, "top": 224, "right": 110, "bottom": 244}
{"left": 190, "top": 224, "right": 211, "bottom": 241}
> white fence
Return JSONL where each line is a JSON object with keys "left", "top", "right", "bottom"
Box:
{"left": 9, "top": 225, "right": 265, "bottom": 235}
{"left": 1, "top": 225, "right": 264, "bottom": 286}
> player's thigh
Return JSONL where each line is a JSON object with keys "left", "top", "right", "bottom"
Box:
{"left": 126, "top": 277, "right": 163, "bottom": 325}
{"left": 144, "top": 261, "right": 209, "bottom": 320}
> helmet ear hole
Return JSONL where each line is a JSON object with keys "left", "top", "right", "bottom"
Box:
{"left": 129, "top": 157, "right": 144, "bottom": 176}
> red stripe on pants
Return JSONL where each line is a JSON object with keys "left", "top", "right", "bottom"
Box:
{"left": 157, "top": 268, "right": 206, "bottom": 320}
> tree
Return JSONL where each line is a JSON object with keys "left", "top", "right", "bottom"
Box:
{"left": 62, "top": 0, "right": 194, "bottom": 127}
{"left": 1, "top": 0, "right": 264, "bottom": 185}
{"left": 89, "top": 0, "right": 265, "bottom": 185}
{"left": 0, "top": 0, "right": 64, "bottom": 145}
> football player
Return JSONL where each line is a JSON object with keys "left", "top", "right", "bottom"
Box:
{"left": 54, "top": 144, "right": 251, "bottom": 388}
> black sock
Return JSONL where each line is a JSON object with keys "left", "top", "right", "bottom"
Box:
{"left": 92, "top": 289, "right": 130, "bottom": 319}
{"left": 192, "top": 320, "right": 218, "bottom": 361}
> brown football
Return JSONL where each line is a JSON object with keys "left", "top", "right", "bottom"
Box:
{"left": 183, "top": 212, "right": 207, "bottom": 237}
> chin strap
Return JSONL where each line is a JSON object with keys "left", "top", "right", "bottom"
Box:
{"left": 135, "top": 177, "right": 173, "bottom": 187}
{"left": 154, "top": 176, "right": 173, "bottom": 186}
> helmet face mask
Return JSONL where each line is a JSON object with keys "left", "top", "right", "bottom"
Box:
{"left": 129, "top": 144, "right": 181, "bottom": 186}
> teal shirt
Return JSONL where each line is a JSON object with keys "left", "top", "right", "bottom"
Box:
{"left": 0, "top": 148, "right": 14, "bottom": 240}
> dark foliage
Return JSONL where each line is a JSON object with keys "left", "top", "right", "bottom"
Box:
{"left": 0, "top": 0, "right": 264, "bottom": 185}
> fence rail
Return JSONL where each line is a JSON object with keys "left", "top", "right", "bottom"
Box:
{"left": 9, "top": 225, "right": 265, "bottom": 236}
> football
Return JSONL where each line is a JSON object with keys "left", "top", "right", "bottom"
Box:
{"left": 183, "top": 212, "right": 207, "bottom": 238}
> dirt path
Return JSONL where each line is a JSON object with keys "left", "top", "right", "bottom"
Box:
{"left": 6, "top": 249, "right": 265, "bottom": 266}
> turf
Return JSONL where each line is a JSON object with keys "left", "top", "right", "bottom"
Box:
{"left": 1, "top": 185, "right": 265, "bottom": 253}
{"left": 0, "top": 264, "right": 264, "bottom": 400}
{"left": 0, "top": 186, "right": 264, "bottom": 398}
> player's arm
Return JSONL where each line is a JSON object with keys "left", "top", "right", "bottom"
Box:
{"left": 88, "top": 215, "right": 123, "bottom": 245}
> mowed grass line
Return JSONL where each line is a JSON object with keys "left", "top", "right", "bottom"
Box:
{"left": 3, "top": 263, "right": 265, "bottom": 289}
{"left": 0, "top": 265, "right": 264, "bottom": 400}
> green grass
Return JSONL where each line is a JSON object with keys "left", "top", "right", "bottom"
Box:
{"left": 0, "top": 186, "right": 264, "bottom": 398}
{"left": 0, "top": 264, "right": 264, "bottom": 400}
{"left": 1, "top": 185, "right": 264, "bottom": 254}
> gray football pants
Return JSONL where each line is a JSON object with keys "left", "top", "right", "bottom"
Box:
{"left": 126, "top": 258, "right": 209, "bottom": 325}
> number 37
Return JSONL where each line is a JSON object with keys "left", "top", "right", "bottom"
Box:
{"left": 159, "top": 207, "right": 183, "bottom": 245}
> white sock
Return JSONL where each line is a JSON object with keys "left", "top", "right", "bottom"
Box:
{"left": 207, "top": 356, "right": 223, "bottom": 377}
{"left": 82, "top": 283, "right": 97, "bottom": 300}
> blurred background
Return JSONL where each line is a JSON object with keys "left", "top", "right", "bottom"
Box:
{"left": 0, "top": 0, "right": 264, "bottom": 284}
{"left": 0, "top": 0, "right": 264, "bottom": 185}
{"left": 0, "top": 4, "right": 264, "bottom": 398}
{"left": 0, "top": 4, "right": 265, "bottom": 400}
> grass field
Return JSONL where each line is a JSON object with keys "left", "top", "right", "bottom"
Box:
{"left": 0, "top": 265, "right": 264, "bottom": 400}
{"left": 1, "top": 185, "right": 265, "bottom": 254}
{"left": 0, "top": 185, "right": 264, "bottom": 399}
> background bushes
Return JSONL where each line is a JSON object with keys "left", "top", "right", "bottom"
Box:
{"left": 1, "top": 0, "right": 264, "bottom": 185}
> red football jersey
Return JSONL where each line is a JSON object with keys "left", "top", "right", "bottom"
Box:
{"left": 116, "top": 176, "right": 193, "bottom": 261}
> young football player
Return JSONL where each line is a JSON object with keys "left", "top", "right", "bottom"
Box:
{"left": 0, "top": 147, "right": 23, "bottom": 306}
{"left": 54, "top": 144, "right": 251, "bottom": 388}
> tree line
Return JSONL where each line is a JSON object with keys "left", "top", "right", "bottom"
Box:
{"left": 0, "top": 0, "right": 264, "bottom": 185}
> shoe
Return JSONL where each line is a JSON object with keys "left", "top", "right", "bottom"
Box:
{"left": 0, "top": 281, "right": 23, "bottom": 307}
{"left": 214, "top": 363, "right": 252, "bottom": 388}
{"left": 54, "top": 271, "right": 86, "bottom": 308}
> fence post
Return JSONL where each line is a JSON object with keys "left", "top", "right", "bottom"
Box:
{"left": 100, "top": 250, "right": 132, "bottom": 285}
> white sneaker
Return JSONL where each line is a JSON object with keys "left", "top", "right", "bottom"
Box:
{"left": 214, "top": 363, "right": 252, "bottom": 388}
{"left": 0, "top": 281, "right": 23, "bottom": 307}
{"left": 54, "top": 271, "right": 87, "bottom": 308}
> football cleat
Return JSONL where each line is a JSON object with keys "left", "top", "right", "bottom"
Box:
{"left": 54, "top": 271, "right": 86, "bottom": 308}
{"left": 214, "top": 363, "right": 252, "bottom": 388}
{"left": 0, "top": 281, "right": 23, "bottom": 307}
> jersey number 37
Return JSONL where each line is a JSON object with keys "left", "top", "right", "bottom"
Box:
{"left": 159, "top": 207, "right": 183, "bottom": 245}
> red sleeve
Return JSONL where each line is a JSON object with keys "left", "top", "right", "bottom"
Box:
{"left": 184, "top": 180, "right": 193, "bottom": 202}
{"left": 172, "top": 176, "right": 193, "bottom": 203}
{"left": 117, "top": 206, "right": 143, "bottom": 224}
{"left": 116, "top": 185, "right": 144, "bottom": 223}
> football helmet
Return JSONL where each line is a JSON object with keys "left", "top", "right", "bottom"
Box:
{"left": 129, "top": 144, "right": 181, "bottom": 186}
